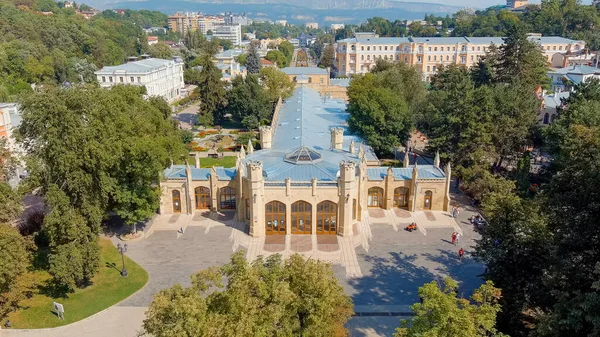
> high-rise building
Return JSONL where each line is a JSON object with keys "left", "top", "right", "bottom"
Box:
{"left": 168, "top": 13, "right": 225, "bottom": 35}
{"left": 213, "top": 24, "right": 242, "bottom": 46}
{"left": 224, "top": 12, "right": 252, "bottom": 26}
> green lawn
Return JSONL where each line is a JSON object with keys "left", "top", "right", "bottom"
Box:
{"left": 8, "top": 238, "right": 148, "bottom": 328}
{"left": 199, "top": 156, "right": 237, "bottom": 168}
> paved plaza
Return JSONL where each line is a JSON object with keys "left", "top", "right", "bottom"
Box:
{"left": 5, "top": 187, "right": 483, "bottom": 337}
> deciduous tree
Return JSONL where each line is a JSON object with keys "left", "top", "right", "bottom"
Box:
{"left": 259, "top": 66, "right": 295, "bottom": 102}
{"left": 395, "top": 278, "right": 506, "bottom": 337}
{"left": 143, "top": 251, "right": 353, "bottom": 337}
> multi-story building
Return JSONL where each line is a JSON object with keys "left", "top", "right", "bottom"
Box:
{"left": 224, "top": 12, "right": 252, "bottom": 26}
{"left": 335, "top": 33, "right": 585, "bottom": 78}
{"left": 0, "top": 103, "right": 21, "bottom": 154}
{"left": 95, "top": 57, "right": 184, "bottom": 103}
{"left": 0, "top": 103, "right": 25, "bottom": 184}
{"left": 168, "top": 13, "right": 225, "bottom": 35}
{"left": 507, "top": 0, "right": 528, "bottom": 9}
{"left": 547, "top": 65, "right": 600, "bottom": 91}
{"left": 275, "top": 20, "right": 288, "bottom": 26}
{"left": 305, "top": 22, "right": 319, "bottom": 29}
{"left": 213, "top": 24, "right": 242, "bottom": 46}
{"left": 331, "top": 24, "right": 345, "bottom": 31}
{"left": 159, "top": 86, "right": 451, "bottom": 239}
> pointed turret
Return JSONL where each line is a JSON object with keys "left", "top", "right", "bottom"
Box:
{"left": 403, "top": 149, "right": 410, "bottom": 168}
{"left": 434, "top": 150, "right": 440, "bottom": 168}
{"left": 350, "top": 139, "right": 355, "bottom": 154}
{"left": 247, "top": 139, "right": 254, "bottom": 154}
{"left": 240, "top": 144, "right": 246, "bottom": 159}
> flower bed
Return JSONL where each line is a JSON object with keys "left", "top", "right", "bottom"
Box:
{"left": 198, "top": 130, "right": 220, "bottom": 138}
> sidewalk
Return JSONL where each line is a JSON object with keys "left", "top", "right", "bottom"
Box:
{"left": 2, "top": 307, "right": 146, "bottom": 337}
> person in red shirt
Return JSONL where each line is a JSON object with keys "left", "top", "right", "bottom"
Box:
{"left": 451, "top": 232, "right": 457, "bottom": 245}
{"left": 458, "top": 248, "right": 465, "bottom": 261}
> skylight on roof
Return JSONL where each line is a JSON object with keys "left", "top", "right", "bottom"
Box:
{"left": 284, "top": 146, "right": 323, "bottom": 165}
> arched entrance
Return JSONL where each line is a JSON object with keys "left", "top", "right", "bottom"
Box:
{"left": 316, "top": 201, "right": 337, "bottom": 235}
{"left": 394, "top": 187, "right": 410, "bottom": 209}
{"left": 291, "top": 201, "right": 312, "bottom": 234}
{"left": 424, "top": 190, "right": 433, "bottom": 210}
{"left": 194, "top": 187, "right": 211, "bottom": 209}
{"left": 266, "top": 201, "right": 286, "bottom": 235}
{"left": 368, "top": 187, "right": 384, "bottom": 208}
{"left": 219, "top": 186, "right": 236, "bottom": 210}
{"left": 172, "top": 190, "right": 181, "bottom": 213}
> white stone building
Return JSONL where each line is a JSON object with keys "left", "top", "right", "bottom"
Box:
{"left": 95, "top": 58, "right": 184, "bottom": 103}
{"left": 213, "top": 24, "right": 242, "bottom": 47}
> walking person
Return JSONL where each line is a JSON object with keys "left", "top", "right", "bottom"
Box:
{"left": 455, "top": 232, "right": 462, "bottom": 245}
{"left": 458, "top": 248, "right": 465, "bottom": 262}
{"left": 413, "top": 152, "right": 417, "bottom": 164}
{"left": 451, "top": 206, "right": 456, "bottom": 218}
{"left": 451, "top": 232, "right": 457, "bottom": 245}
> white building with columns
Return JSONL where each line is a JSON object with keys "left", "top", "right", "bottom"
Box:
{"left": 95, "top": 58, "right": 184, "bottom": 103}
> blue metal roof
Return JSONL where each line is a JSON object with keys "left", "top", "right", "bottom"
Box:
{"left": 96, "top": 58, "right": 178, "bottom": 74}
{"left": 330, "top": 78, "right": 351, "bottom": 87}
{"left": 163, "top": 165, "right": 236, "bottom": 181}
{"left": 281, "top": 67, "right": 329, "bottom": 75}
{"left": 244, "top": 86, "right": 370, "bottom": 181}
{"left": 366, "top": 166, "right": 446, "bottom": 181}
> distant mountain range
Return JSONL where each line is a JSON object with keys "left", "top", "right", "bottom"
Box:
{"left": 92, "top": 0, "right": 467, "bottom": 24}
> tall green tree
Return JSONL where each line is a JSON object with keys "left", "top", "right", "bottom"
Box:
{"left": 17, "top": 85, "right": 184, "bottom": 288}
{"left": 496, "top": 25, "right": 549, "bottom": 89}
{"left": 246, "top": 43, "right": 261, "bottom": 74}
{"left": 0, "top": 224, "right": 37, "bottom": 320}
{"left": 143, "top": 251, "right": 353, "bottom": 337}
{"left": 319, "top": 44, "right": 335, "bottom": 70}
{"left": 259, "top": 66, "right": 295, "bottom": 103}
{"left": 149, "top": 42, "right": 173, "bottom": 60}
{"left": 225, "top": 74, "right": 272, "bottom": 129}
{"left": 395, "top": 278, "right": 506, "bottom": 337}
{"left": 196, "top": 55, "right": 226, "bottom": 126}
{"left": 265, "top": 50, "right": 287, "bottom": 68}
{"left": 347, "top": 72, "right": 412, "bottom": 155}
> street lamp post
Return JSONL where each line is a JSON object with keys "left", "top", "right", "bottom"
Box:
{"left": 117, "top": 243, "right": 128, "bottom": 277}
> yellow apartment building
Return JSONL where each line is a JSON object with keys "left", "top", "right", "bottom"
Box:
{"left": 335, "top": 32, "right": 585, "bottom": 78}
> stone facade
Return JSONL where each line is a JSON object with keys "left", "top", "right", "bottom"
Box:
{"left": 159, "top": 86, "right": 450, "bottom": 239}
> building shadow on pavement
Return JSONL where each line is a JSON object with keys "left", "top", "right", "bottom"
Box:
{"left": 348, "top": 251, "right": 436, "bottom": 305}
{"left": 422, "top": 249, "right": 485, "bottom": 300}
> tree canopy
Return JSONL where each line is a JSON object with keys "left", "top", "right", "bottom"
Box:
{"left": 16, "top": 84, "right": 185, "bottom": 289}
{"left": 347, "top": 63, "right": 426, "bottom": 155}
{"left": 143, "top": 251, "right": 353, "bottom": 337}
{"left": 395, "top": 278, "right": 505, "bottom": 337}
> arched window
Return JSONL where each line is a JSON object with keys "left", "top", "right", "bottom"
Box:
{"left": 266, "top": 201, "right": 286, "bottom": 235}
{"left": 543, "top": 113, "right": 550, "bottom": 124}
{"left": 424, "top": 190, "right": 433, "bottom": 210}
{"left": 194, "top": 186, "right": 211, "bottom": 209}
{"left": 368, "top": 187, "right": 384, "bottom": 208}
{"left": 172, "top": 190, "right": 181, "bottom": 213}
{"left": 394, "top": 187, "right": 410, "bottom": 209}
{"left": 220, "top": 186, "right": 236, "bottom": 209}
{"left": 317, "top": 201, "right": 337, "bottom": 235}
{"left": 291, "top": 201, "right": 311, "bottom": 234}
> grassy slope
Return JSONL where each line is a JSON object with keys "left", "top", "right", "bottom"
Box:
{"left": 8, "top": 238, "right": 148, "bottom": 329}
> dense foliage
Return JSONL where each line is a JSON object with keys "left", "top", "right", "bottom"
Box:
{"left": 0, "top": 224, "right": 37, "bottom": 320}
{"left": 395, "top": 278, "right": 505, "bottom": 337}
{"left": 347, "top": 62, "right": 426, "bottom": 155}
{"left": 0, "top": 0, "right": 167, "bottom": 98}
{"left": 143, "top": 251, "right": 353, "bottom": 337}
{"left": 16, "top": 85, "right": 185, "bottom": 290}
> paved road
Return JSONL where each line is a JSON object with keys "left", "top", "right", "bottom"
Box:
{"left": 173, "top": 102, "right": 199, "bottom": 130}
{"left": 4, "top": 187, "right": 483, "bottom": 337}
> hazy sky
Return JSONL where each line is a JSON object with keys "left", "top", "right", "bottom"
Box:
{"left": 398, "top": 0, "right": 591, "bottom": 8}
